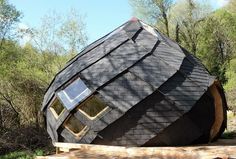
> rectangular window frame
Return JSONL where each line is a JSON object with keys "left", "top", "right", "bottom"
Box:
{"left": 63, "top": 114, "right": 89, "bottom": 139}
{"left": 77, "top": 95, "right": 109, "bottom": 120}
{"left": 57, "top": 78, "right": 92, "bottom": 111}
{"left": 49, "top": 97, "right": 65, "bottom": 119}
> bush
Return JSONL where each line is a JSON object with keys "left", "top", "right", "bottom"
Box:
{"left": 0, "top": 126, "right": 53, "bottom": 155}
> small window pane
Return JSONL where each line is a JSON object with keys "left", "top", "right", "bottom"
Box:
{"left": 64, "top": 115, "right": 85, "bottom": 134}
{"left": 57, "top": 78, "right": 91, "bottom": 110}
{"left": 50, "top": 98, "right": 64, "bottom": 117}
{"left": 79, "top": 96, "right": 107, "bottom": 118}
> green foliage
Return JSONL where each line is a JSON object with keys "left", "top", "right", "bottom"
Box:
{"left": 168, "top": 0, "right": 212, "bottom": 53}
{"left": 224, "top": 59, "right": 236, "bottom": 111}
{"left": 31, "top": 9, "right": 88, "bottom": 55}
{"left": 0, "top": 41, "right": 73, "bottom": 127}
{"left": 221, "top": 131, "right": 235, "bottom": 139}
{"left": 225, "top": 59, "right": 236, "bottom": 91}
{"left": 0, "top": 151, "right": 33, "bottom": 159}
{"left": 129, "top": 0, "right": 173, "bottom": 36}
{"left": 1, "top": 149, "right": 45, "bottom": 159}
{"left": 0, "top": 3, "right": 86, "bottom": 156}
{"left": 0, "top": 4, "right": 83, "bottom": 128}
{"left": 197, "top": 9, "right": 236, "bottom": 83}
{"left": 58, "top": 8, "right": 88, "bottom": 53}
{"left": 227, "top": 0, "right": 236, "bottom": 14}
{"left": 0, "top": 0, "right": 21, "bottom": 47}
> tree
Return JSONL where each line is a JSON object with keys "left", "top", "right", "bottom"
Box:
{"left": 31, "top": 9, "right": 87, "bottom": 55}
{"left": 0, "top": 0, "right": 21, "bottom": 49}
{"left": 129, "top": 0, "right": 173, "bottom": 37}
{"left": 0, "top": 8, "right": 88, "bottom": 129}
{"left": 58, "top": 9, "right": 88, "bottom": 54}
{"left": 0, "top": 41, "right": 74, "bottom": 128}
{"left": 0, "top": 40, "right": 21, "bottom": 128}
{"left": 129, "top": 0, "right": 236, "bottom": 85}
{"left": 0, "top": 3, "right": 89, "bottom": 152}
{"left": 168, "top": 0, "right": 212, "bottom": 54}
{"left": 197, "top": 9, "right": 236, "bottom": 83}
{"left": 224, "top": 59, "right": 236, "bottom": 111}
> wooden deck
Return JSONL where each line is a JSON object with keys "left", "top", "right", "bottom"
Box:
{"left": 37, "top": 139, "right": 236, "bottom": 159}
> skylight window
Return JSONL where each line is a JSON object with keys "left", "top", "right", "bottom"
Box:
{"left": 57, "top": 78, "right": 92, "bottom": 110}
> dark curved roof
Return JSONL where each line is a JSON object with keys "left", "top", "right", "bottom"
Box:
{"left": 41, "top": 18, "right": 229, "bottom": 146}
{"left": 42, "top": 18, "right": 214, "bottom": 113}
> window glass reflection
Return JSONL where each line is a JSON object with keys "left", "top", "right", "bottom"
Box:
{"left": 57, "top": 78, "right": 91, "bottom": 110}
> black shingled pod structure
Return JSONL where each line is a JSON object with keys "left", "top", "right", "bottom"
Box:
{"left": 42, "top": 18, "right": 228, "bottom": 146}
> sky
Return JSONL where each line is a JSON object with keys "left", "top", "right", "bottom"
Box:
{"left": 9, "top": 0, "right": 133, "bottom": 44}
{"left": 9, "top": 0, "right": 229, "bottom": 44}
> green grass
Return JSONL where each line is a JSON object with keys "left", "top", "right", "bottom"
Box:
{"left": 0, "top": 149, "right": 44, "bottom": 159}
{"left": 221, "top": 131, "right": 235, "bottom": 139}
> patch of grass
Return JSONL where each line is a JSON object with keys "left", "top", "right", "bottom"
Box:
{"left": 221, "top": 131, "right": 236, "bottom": 139}
{"left": 0, "top": 149, "right": 45, "bottom": 159}
{"left": 34, "top": 149, "right": 44, "bottom": 156}
{"left": 0, "top": 151, "right": 33, "bottom": 159}
{"left": 227, "top": 111, "right": 235, "bottom": 119}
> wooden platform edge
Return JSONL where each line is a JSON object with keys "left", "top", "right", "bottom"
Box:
{"left": 36, "top": 139, "right": 236, "bottom": 159}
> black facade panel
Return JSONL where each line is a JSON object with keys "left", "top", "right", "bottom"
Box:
{"left": 81, "top": 40, "right": 148, "bottom": 89}
{"left": 98, "top": 72, "right": 154, "bottom": 113}
{"left": 144, "top": 115, "right": 202, "bottom": 146}
{"left": 153, "top": 42, "right": 185, "bottom": 69}
{"left": 186, "top": 90, "right": 215, "bottom": 143}
{"left": 159, "top": 72, "right": 205, "bottom": 111}
{"left": 123, "top": 20, "right": 141, "bottom": 39}
{"left": 129, "top": 55, "right": 177, "bottom": 89}
{"left": 92, "top": 91, "right": 183, "bottom": 146}
{"left": 134, "top": 29, "right": 159, "bottom": 52}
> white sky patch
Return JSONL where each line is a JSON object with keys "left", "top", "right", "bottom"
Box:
{"left": 216, "top": 0, "right": 229, "bottom": 8}
{"left": 18, "top": 23, "right": 29, "bottom": 30}
{"left": 18, "top": 23, "right": 32, "bottom": 46}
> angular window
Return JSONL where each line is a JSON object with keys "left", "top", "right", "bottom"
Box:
{"left": 64, "top": 115, "right": 88, "bottom": 137}
{"left": 50, "top": 98, "right": 65, "bottom": 118}
{"left": 57, "top": 78, "right": 91, "bottom": 110}
{"left": 78, "top": 96, "right": 108, "bottom": 119}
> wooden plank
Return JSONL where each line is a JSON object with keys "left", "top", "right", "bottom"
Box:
{"left": 36, "top": 139, "right": 236, "bottom": 159}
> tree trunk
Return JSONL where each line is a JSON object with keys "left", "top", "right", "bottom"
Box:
{"left": 175, "top": 23, "right": 180, "bottom": 43}
{"left": 0, "top": 106, "right": 2, "bottom": 128}
{"left": 162, "top": 11, "right": 170, "bottom": 37}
